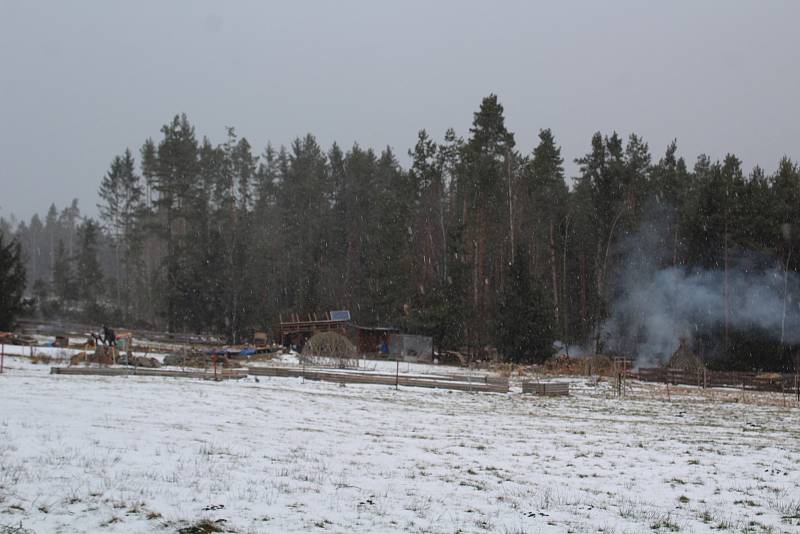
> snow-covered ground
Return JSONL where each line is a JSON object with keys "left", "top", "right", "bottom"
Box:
{"left": 1, "top": 355, "right": 799, "bottom": 533}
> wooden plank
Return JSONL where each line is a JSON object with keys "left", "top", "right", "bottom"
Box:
{"left": 247, "top": 366, "right": 500, "bottom": 384}
{"left": 50, "top": 367, "right": 247, "bottom": 380}
{"left": 247, "top": 366, "right": 508, "bottom": 393}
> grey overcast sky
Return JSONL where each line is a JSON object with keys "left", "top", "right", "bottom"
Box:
{"left": 1, "top": 0, "right": 799, "bottom": 222}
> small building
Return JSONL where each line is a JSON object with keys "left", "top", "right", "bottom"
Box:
{"left": 389, "top": 333, "right": 434, "bottom": 363}
{"left": 353, "top": 325, "right": 400, "bottom": 355}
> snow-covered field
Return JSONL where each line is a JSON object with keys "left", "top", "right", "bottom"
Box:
{"left": 1, "top": 355, "right": 799, "bottom": 533}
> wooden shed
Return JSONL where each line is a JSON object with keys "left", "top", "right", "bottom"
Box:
{"left": 353, "top": 325, "right": 400, "bottom": 355}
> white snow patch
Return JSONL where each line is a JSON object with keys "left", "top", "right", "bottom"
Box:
{"left": 0, "top": 359, "right": 798, "bottom": 533}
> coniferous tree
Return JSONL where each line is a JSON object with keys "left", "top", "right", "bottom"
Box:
{"left": 98, "top": 149, "right": 144, "bottom": 318}
{"left": 75, "top": 219, "right": 104, "bottom": 317}
{"left": 52, "top": 239, "right": 75, "bottom": 304}
{"left": 153, "top": 114, "right": 200, "bottom": 331}
{"left": 522, "top": 129, "right": 568, "bottom": 334}
{"left": 44, "top": 203, "right": 59, "bottom": 283}
{"left": 456, "top": 94, "right": 515, "bottom": 354}
{"left": 492, "top": 251, "right": 554, "bottom": 363}
{"left": 0, "top": 230, "right": 26, "bottom": 330}
{"left": 651, "top": 140, "right": 691, "bottom": 266}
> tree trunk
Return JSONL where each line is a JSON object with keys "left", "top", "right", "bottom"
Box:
{"left": 724, "top": 221, "right": 729, "bottom": 355}
{"left": 549, "top": 220, "right": 560, "bottom": 328}
{"left": 781, "top": 249, "right": 792, "bottom": 345}
{"left": 580, "top": 253, "right": 588, "bottom": 334}
{"left": 562, "top": 214, "right": 571, "bottom": 343}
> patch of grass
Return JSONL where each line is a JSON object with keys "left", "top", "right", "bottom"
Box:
{"left": 744, "top": 520, "right": 775, "bottom": 533}
{"left": 678, "top": 495, "right": 690, "bottom": 504}
{"left": 714, "top": 518, "right": 734, "bottom": 530}
{"left": 768, "top": 495, "right": 800, "bottom": 517}
{"left": 177, "top": 519, "right": 227, "bottom": 534}
{"left": 650, "top": 514, "right": 681, "bottom": 531}
{"left": 459, "top": 479, "right": 487, "bottom": 491}
{"left": 62, "top": 495, "right": 81, "bottom": 505}
{"left": 99, "top": 516, "right": 122, "bottom": 527}
{"left": 0, "top": 523, "right": 37, "bottom": 534}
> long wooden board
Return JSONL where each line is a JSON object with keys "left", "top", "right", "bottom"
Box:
{"left": 50, "top": 367, "right": 247, "bottom": 380}
{"left": 248, "top": 366, "right": 509, "bottom": 393}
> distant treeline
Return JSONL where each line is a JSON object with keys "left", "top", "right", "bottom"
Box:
{"left": 5, "top": 94, "right": 800, "bottom": 370}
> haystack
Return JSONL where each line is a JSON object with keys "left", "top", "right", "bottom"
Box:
{"left": 301, "top": 332, "right": 358, "bottom": 368}
{"left": 666, "top": 339, "right": 704, "bottom": 371}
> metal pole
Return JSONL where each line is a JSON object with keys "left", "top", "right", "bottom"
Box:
{"left": 396, "top": 360, "right": 399, "bottom": 390}
{"left": 1, "top": 343, "right": 4, "bottom": 373}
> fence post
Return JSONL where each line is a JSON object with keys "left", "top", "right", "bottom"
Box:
{"left": 395, "top": 360, "right": 399, "bottom": 390}
{"left": 742, "top": 375, "right": 746, "bottom": 403}
{"left": 703, "top": 368, "right": 707, "bottom": 389}
{"left": 1, "top": 343, "right": 4, "bottom": 373}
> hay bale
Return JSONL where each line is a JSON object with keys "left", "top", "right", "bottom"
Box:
{"left": 69, "top": 352, "right": 87, "bottom": 365}
{"left": 129, "top": 356, "right": 161, "bottom": 368}
{"left": 301, "top": 332, "right": 358, "bottom": 369}
{"left": 666, "top": 339, "right": 704, "bottom": 371}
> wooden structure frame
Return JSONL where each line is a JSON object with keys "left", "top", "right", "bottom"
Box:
{"left": 278, "top": 311, "right": 350, "bottom": 349}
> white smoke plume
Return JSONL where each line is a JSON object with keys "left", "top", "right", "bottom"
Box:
{"left": 602, "top": 206, "right": 799, "bottom": 367}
